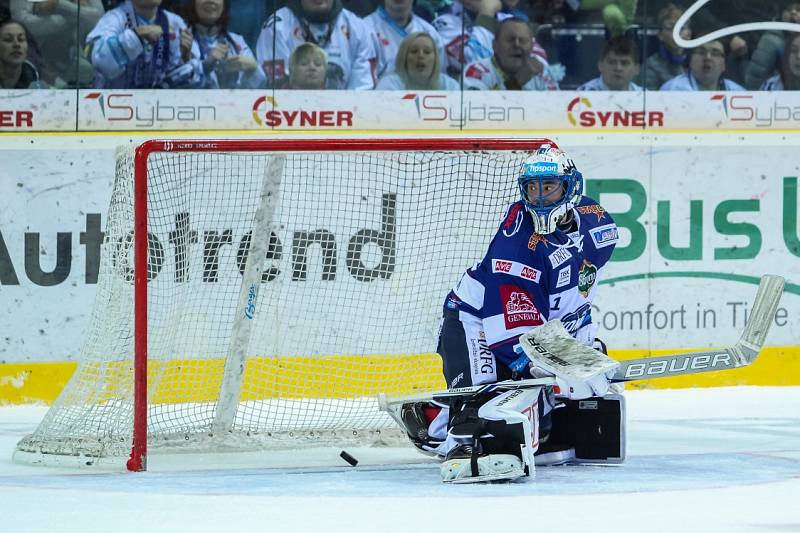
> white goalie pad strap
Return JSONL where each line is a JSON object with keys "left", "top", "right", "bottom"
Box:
{"left": 519, "top": 319, "right": 619, "bottom": 382}
{"left": 477, "top": 387, "right": 542, "bottom": 472}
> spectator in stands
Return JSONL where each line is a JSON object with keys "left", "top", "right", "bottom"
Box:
{"left": 577, "top": 35, "right": 640, "bottom": 90}
{"left": 185, "top": 0, "right": 265, "bottom": 88}
{"left": 641, "top": 3, "right": 689, "bottom": 91}
{"left": 464, "top": 17, "right": 559, "bottom": 89}
{"left": 376, "top": 30, "right": 458, "bottom": 88}
{"left": 365, "top": 0, "right": 445, "bottom": 79}
{"left": 689, "top": 0, "right": 783, "bottom": 67}
{"left": 0, "top": 19, "right": 44, "bottom": 87}
{"left": 10, "top": 0, "right": 103, "bottom": 87}
{"left": 761, "top": 31, "right": 800, "bottom": 90}
{"left": 85, "top": 0, "right": 203, "bottom": 88}
{"left": 746, "top": 1, "right": 800, "bottom": 90}
{"left": 660, "top": 39, "right": 744, "bottom": 91}
{"left": 433, "top": 0, "right": 498, "bottom": 77}
{"left": 287, "top": 41, "right": 327, "bottom": 88}
{"left": 256, "top": 0, "right": 377, "bottom": 90}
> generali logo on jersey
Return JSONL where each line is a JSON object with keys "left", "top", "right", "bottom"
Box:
{"left": 251, "top": 96, "right": 354, "bottom": 128}
{"left": 567, "top": 96, "right": 664, "bottom": 128}
{"left": 500, "top": 284, "right": 543, "bottom": 329}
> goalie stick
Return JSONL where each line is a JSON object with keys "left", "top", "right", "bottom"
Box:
{"left": 611, "top": 274, "right": 784, "bottom": 382}
{"left": 379, "top": 274, "right": 784, "bottom": 410}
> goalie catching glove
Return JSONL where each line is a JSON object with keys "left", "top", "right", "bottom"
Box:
{"left": 511, "top": 319, "right": 620, "bottom": 400}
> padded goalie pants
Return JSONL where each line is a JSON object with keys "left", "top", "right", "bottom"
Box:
{"left": 436, "top": 308, "right": 512, "bottom": 389}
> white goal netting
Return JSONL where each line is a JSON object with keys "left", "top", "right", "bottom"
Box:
{"left": 14, "top": 139, "right": 548, "bottom": 467}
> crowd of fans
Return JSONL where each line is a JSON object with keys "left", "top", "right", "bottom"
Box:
{"left": 1, "top": 0, "right": 799, "bottom": 90}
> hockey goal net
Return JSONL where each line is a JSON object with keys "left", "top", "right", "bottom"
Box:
{"left": 14, "top": 138, "right": 553, "bottom": 470}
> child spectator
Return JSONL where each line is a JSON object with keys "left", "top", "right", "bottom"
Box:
{"left": 641, "top": 3, "right": 690, "bottom": 91}
{"left": 376, "top": 30, "right": 458, "bottom": 88}
{"left": 287, "top": 41, "right": 327, "bottom": 88}
{"left": 746, "top": 1, "right": 800, "bottom": 89}
{"left": 761, "top": 31, "right": 800, "bottom": 90}
{"left": 185, "top": 0, "right": 265, "bottom": 88}
{"left": 10, "top": 0, "right": 103, "bottom": 87}
{"left": 0, "top": 19, "right": 44, "bottom": 87}
{"left": 85, "top": 0, "right": 203, "bottom": 88}
{"left": 256, "top": 0, "right": 377, "bottom": 90}
{"left": 463, "top": 17, "right": 558, "bottom": 90}
{"left": 365, "top": 0, "right": 445, "bottom": 78}
{"left": 661, "top": 39, "right": 744, "bottom": 91}
{"left": 577, "top": 35, "right": 640, "bottom": 90}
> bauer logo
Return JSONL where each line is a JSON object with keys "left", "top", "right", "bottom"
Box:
{"left": 623, "top": 352, "right": 733, "bottom": 378}
{"left": 500, "top": 285, "right": 543, "bottom": 329}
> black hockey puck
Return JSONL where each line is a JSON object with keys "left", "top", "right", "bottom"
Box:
{"left": 340, "top": 450, "right": 358, "bottom": 467}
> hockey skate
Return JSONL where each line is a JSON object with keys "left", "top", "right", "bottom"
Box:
{"left": 440, "top": 443, "right": 525, "bottom": 483}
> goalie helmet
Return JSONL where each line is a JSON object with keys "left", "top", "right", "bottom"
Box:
{"left": 518, "top": 146, "right": 583, "bottom": 235}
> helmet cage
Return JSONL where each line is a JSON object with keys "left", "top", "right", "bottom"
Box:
{"left": 518, "top": 158, "right": 583, "bottom": 235}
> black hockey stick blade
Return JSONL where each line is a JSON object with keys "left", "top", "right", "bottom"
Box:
{"left": 612, "top": 274, "right": 785, "bottom": 382}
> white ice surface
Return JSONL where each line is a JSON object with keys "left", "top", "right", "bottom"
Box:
{"left": 1, "top": 387, "right": 799, "bottom": 533}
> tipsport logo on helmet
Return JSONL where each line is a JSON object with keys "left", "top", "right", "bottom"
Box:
{"left": 523, "top": 162, "right": 559, "bottom": 176}
{"left": 566, "top": 96, "right": 664, "bottom": 128}
{"left": 251, "top": 96, "right": 354, "bottom": 128}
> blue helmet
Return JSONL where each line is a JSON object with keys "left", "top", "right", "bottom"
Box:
{"left": 518, "top": 146, "right": 583, "bottom": 234}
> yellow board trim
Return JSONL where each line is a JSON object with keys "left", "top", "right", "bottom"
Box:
{"left": 1, "top": 346, "right": 798, "bottom": 405}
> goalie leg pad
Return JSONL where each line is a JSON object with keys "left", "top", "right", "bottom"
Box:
{"left": 440, "top": 387, "right": 544, "bottom": 483}
{"left": 541, "top": 393, "right": 626, "bottom": 464}
{"left": 570, "top": 393, "right": 626, "bottom": 463}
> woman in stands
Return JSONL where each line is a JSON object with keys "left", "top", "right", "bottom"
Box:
{"left": 0, "top": 20, "right": 45, "bottom": 88}
{"left": 376, "top": 32, "right": 459, "bottom": 90}
{"left": 287, "top": 42, "right": 327, "bottom": 90}
{"left": 185, "top": 0, "right": 265, "bottom": 89}
{"left": 761, "top": 32, "right": 800, "bottom": 91}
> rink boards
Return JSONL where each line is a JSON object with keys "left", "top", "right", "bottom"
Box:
{"left": 0, "top": 132, "right": 798, "bottom": 403}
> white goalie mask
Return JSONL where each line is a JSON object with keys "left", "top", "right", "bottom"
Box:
{"left": 518, "top": 146, "right": 583, "bottom": 235}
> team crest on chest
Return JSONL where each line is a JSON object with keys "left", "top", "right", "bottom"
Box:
{"left": 578, "top": 259, "right": 597, "bottom": 297}
{"left": 500, "top": 284, "right": 543, "bottom": 329}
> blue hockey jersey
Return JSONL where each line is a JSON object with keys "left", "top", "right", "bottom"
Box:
{"left": 445, "top": 196, "right": 618, "bottom": 369}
